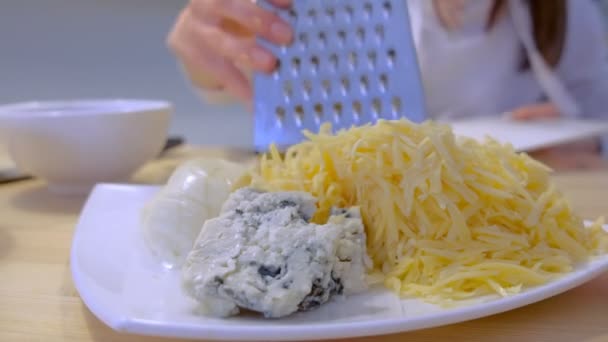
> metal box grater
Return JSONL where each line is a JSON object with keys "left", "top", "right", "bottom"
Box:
{"left": 254, "top": 0, "right": 427, "bottom": 152}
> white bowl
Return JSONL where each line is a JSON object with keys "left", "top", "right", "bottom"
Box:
{"left": 0, "top": 99, "right": 172, "bottom": 195}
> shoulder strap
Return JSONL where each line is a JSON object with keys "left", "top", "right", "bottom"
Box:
{"left": 508, "top": 0, "right": 581, "bottom": 117}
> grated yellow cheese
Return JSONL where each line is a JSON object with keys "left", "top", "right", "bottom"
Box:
{"left": 243, "top": 119, "right": 608, "bottom": 303}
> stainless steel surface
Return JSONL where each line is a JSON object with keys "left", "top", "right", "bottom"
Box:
{"left": 254, "top": 0, "right": 427, "bottom": 151}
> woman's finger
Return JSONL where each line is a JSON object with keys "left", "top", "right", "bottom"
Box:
{"left": 168, "top": 10, "right": 222, "bottom": 90}
{"left": 191, "top": 0, "right": 293, "bottom": 45}
{"left": 189, "top": 14, "right": 278, "bottom": 73}
{"left": 510, "top": 102, "right": 561, "bottom": 121}
{"left": 192, "top": 51, "right": 252, "bottom": 103}
{"left": 268, "top": 0, "right": 292, "bottom": 8}
{"left": 170, "top": 13, "right": 252, "bottom": 101}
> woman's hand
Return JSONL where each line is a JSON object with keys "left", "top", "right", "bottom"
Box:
{"left": 167, "top": 0, "right": 293, "bottom": 104}
{"left": 509, "top": 102, "right": 561, "bottom": 121}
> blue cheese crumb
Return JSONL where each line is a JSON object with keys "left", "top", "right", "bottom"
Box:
{"left": 182, "top": 187, "right": 371, "bottom": 318}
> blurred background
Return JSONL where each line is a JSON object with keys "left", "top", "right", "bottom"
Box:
{"left": 0, "top": 0, "right": 251, "bottom": 148}
{"left": 1, "top": 0, "right": 607, "bottom": 148}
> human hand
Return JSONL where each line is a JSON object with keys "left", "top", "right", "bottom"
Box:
{"left": 509, "top": 102, "right": 561, "bottom": 121}
{"left": 167, "top": 0, "right": 294, "bottom": 104}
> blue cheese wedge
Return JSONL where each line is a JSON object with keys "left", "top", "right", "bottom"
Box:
{"left": 182, "top": 187, "right": 370, "bottom": 318}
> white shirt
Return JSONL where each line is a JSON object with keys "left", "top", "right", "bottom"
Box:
{"left": 408, "top": 0, "right": 608, "bottom": 120}
{"left": 199, "top": 0, "right": 607, "bottom": 119}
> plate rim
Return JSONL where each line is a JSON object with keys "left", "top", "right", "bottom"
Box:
{"left": 70, "top": 183, "right": 608, "bottom": 341}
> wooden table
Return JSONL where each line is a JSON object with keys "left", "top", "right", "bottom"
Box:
{"left": 1, "top": 146, "right": 607, "bottom": 342}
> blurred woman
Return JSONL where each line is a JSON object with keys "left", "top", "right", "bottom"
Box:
{"left": 167, "top": 0, "right": 608, "bottom": 168}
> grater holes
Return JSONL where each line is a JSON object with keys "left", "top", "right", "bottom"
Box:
{"left": 318, "top": 31, "right": 327, "bottom": 47}
{"left": 273, "top": 59, "right": 281, "bottom": 79}
{"left": 353, "top": 100, "right": 362, "bottom": 121}
{"left": 288, "top": 9, "right": 298, "bottom": 21}
{"left": 367, "top": 50, "right": 377, "bottom": 68}
{"left": 360, "top": 75, "right": 369, "bottom": 94}
{"left": 356, "top": 27, "right": 366, "bottom": 45}
{"left": 295, "top": 105, "right": 305, "bottom": 126}
{"left": 375, "top": 24, "right": 385, "bottom": 42}
{"left": 348, "top": 52, "right": 358, "bottom": 70}
{"left": 379, "top": 74, "right": 388, "bottom": 92}
{"left": 311, "top": 56, "right": 320, "bottom": 73}
{"left": 363, "top": 2, "right": 373, "bottom": 19}
{"left": 329, "top": 54, "right": 339, "bottom": 71}
{"left": 383, "top": 1, "right": 393, "bottom": 17}
{"left": 291, "top": 57, "right": 301, "bottom": 75}
{"left": 372, "top": 98, "right": 382, "bottom": 118}
{"left": 387, "top": 48, "right": 396, "bottom": 67}
{"left": 303, "top": 80, "right": 312, "bottom": 99}
{"left": 313, "top": 103, "right": 324, "bottom": 123}
{"left": 333, "top": 103, "right": 343, "bottom": 122}
{"left": 322, "top": 79, "right": 331, "bottom": 96}
{"left": 340, "top": 77, "right": 351, "bottom": 94}
{"left": 345, "top": 5, "right": 355, "bottom": 21}
{"left": 325, "top": 7, "right": 336, "bottom": 21}
{"left": 275, "top": 106, "right": 286, "bottom": 125}
{"left": 337, "top": 30, "right": 347, "bottom": 45}
{"left": 307, "top": 8, "right": 317, "bottom": 21}
{"left": 298, "top": 33, "right": 309, "bottom": 49}
{"left": 392, "top": 97, "right": 403, "bottom": 118}
{"left": 283, "top": 81, "right": 293, "bottom": 99}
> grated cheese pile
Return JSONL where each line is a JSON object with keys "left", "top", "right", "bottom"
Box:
{"left": 243, "top": 119, "right": 608, "bottom": 303}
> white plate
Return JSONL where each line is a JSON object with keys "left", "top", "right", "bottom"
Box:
{"left": 450, "top": 118, "right": 608, "bottom": 152}
{"left": 70, "top": 184, "right": 608, "bottom": 341}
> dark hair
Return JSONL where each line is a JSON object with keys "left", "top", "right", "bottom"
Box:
{"left": 487, "top": 0, "right": 567, "bottom": 70}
